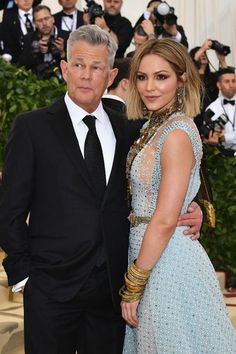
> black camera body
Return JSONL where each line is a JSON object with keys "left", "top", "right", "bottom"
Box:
{"left": 31, "top": 32, "right": 60, "bottom": 59}
{"left": 154, "top": 7, "right": 177, "bottom": 26}
{"left": 46, "top": 35, "right": 61, "bottom": 59}
{"left": 201, "top": 109, "right": 229, "bottom": 138}
{"left": 211, "top": 40, "right": 231, "bottom": 56}
{"left": 85, "top": 0, "right": 104, "bottom": 24}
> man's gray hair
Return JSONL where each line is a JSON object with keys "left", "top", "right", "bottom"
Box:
{"left": 67, "top": 25, "right": 118, "bottom": 68}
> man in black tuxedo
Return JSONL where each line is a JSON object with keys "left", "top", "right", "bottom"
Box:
{"left": 53, "top": 0, "right": 85, "bottom": 33}
{"left": 0, "top": 25, "right": 202, "bottom": 354}
{"left": 1, "top": 0, "right": 35, "bottom": 63}
{"left": 0, "top": 0, "right": 41, "bottom": 10}
{"left": 102, "top": 57, "right": 131, "bottom": 114}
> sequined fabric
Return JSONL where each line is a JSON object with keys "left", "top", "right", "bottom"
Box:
{"left": 123, "top": 114, "right": 236, "bottom": 354}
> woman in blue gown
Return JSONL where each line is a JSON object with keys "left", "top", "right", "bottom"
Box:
{"left": 120, "top": 38, "right": 236, "bottom": 354}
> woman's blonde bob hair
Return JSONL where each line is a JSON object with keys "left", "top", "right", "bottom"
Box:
{"left": 127, "top": 38, "right": 202, "bottom": 119}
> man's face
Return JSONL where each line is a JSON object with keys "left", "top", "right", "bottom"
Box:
{"left": 15, "top": 0, "right": 33, "bottom": 12}
{"left": 133, "top": 33, "right": 147, "bottom": 51}
{"left": 217, "top": 73, "right": 236, "bottom": 99}
{"left": 34, "top": 9, "right": 55, "bottom": 35}
{"left": 61, "top": 41, "right": 117, "bottom": 112}
{"left": 58, "top": 0, "right": 77, "bottom": 11}
{"left": 103, "top": 0, "right": 123, "bottom": 16}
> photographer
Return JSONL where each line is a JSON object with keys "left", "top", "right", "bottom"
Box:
{"left": 134, "top": 0, "right": 188, "bottom": 48}
{"left": 19, "top": 5, "right": 67, "bottom": 80}
{"left": 84, "top": 0, "right": 133, "bottom": 58}
{"left": 203, "top": 68, "right": 236, "bottom": 152}
{"left": 190, "top": 39, "right": 231, "bottom": 130}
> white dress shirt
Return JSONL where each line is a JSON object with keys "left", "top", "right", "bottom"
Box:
{"left": 206, "top": 94, "right": 236, "bottom": 151}
{"left": 12, "top": 94, "right": 116, "bottom": 292}
{"left": 18, "top": 8, "right": 33, "bottom": 35}
{"left": 61, "top": 10, "right": 78, "bottom": 32}
{"left": 65, "top": 93, "right": 116, "bottom": 184}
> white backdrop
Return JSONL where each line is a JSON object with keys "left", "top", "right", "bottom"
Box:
{"left": 2, "top": 0, "right": 236, "bottom": 68}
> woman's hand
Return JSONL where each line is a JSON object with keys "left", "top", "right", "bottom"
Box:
{"left": 121, "top": 300, "right": 139, "bottom": 327}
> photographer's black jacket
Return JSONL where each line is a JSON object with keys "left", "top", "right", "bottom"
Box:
{"left": 104, "top": 12, "right": 133, "bottom": 58}
{"left": 19, "top": 30, "right": 69, "bottom": 79}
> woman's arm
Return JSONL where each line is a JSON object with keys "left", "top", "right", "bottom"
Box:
{"left": 121, "top": 128, "right": 196, "bottom": 326}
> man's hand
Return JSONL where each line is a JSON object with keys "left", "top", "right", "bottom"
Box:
{"left": 203, "top": 130, "right": 221, "bottom": 145}
{"left": 177, "top": 201, "right": 203, "bottom": 240}
{"left": 54, "top": 37, "right": 65, "bottom": 58}
{"left": 95, "top": 16, "right": 109, "bottom": 31}
{"left": 141, "top": 19, "right": 155, "bottom": 36}
{"left": 39, "top": 39, "right": 49, "bottom": 54}
{"left": 163, "top": 23, "right": 178, "bottom": 36}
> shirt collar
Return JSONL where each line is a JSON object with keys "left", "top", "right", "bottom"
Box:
{"left": 102, "top": 93, "right": 125, "bottom": 104}
{"left": 18, "top": 8, "right": 33, "bottom": 18}
{"left": 64, "top": 92, "right": 108, "bottom": 126}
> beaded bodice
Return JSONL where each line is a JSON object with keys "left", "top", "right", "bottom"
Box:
{"left": 128, "top": 113, "right": 202, "bottom": 217}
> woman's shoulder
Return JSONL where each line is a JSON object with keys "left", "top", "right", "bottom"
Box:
{"left": 164, "top": 112, "right": 199, "bottom": 133}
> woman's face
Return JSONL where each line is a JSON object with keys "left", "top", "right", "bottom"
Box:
{"left": 199, "top": 52, "right": 208, "bottom": 65}
{"left": 136, "top": 54, "right": 180, "bottom": 112}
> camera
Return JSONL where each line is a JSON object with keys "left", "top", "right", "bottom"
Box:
{"left": 85, "top": 0, "right": 104, "bottom": 24}
{"left": 211, "top": 40, "right": 231, "bottom": 56}
{"left": 46, "top": 35, "right": 61, "bottom": 59}
{"left": 201, "top": 109, "right": 229, "bottom": 139}
{"left": 153, "top": 1, "right": 177, "bottom": 26}
{"left": 36, "top": 59, "right": 63, "bottom": 82}
{"left": 31, "top": 33, "right": 60, "bottom": 59}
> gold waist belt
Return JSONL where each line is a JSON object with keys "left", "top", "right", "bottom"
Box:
{"left": 128, "top": 211, "right": 151, "bottom": 227}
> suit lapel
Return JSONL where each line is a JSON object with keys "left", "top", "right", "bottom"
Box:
{"left": 102, "top": 107, "right": 126, "bottom": 203}
{"left": 47, "top": 98, "right": 96, "bottom": 194}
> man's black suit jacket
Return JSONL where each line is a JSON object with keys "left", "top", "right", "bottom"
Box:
{"left": 2, "top": 8, "right": 25, "bottom": 63}
{"left": 102, "top": 97, "right": 127, "bottom": 115}
{"left": 53, "top": 10, "right": 84, "bottom": 32}
{"left": 0, "top": 97, "right": 142, "bottom": 311}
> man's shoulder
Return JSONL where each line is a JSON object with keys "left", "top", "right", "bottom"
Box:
{"left": 2, "top": 8, "right": 19, "bottom": 25}
{"left": 16, "top": 97, "right": 65, "bottom": 123}
{"left": 53, "top": 10, "right": 63, "bottom": 19}
{"left": 118, "top": 15, "right": 132, "bottom": 27}
{"left": 206, "top": 97, "right": 222, "bottom": 111}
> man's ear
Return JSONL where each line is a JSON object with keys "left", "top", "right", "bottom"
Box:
{"left": 216, "top": 81, "right": 221, "bottom": 90}
{"left": 120, "top": 78, "right": 129, "bottom": 91}
{"left": 107, "top": 67, "right": 118, "bottom": 88}
{"left": 60, "top": 60, "right": 68, "bottom": 82}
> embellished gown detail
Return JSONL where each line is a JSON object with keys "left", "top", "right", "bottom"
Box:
{"left": 123, "top": 113, "right": 236, "bottom": 354}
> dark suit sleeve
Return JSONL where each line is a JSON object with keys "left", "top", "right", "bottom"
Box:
{"left": 0, "top": 115, "right": 34, "bottom": 285}
{"left": 2, "top": 12, "right": 21, "bottom": 62}
{"left": 115, "top": 18, "right": 133, "bottom": 58}
{"left": 177, "top": 25, "right": 188, "bottom": 48}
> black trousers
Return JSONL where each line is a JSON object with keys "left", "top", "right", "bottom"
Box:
{"left": 24, "top": 266, "right": 125, "bottom": 354}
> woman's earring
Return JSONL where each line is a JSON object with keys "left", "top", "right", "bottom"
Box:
{"left": 176, "top": 87, "right": 185, "bottom": 110}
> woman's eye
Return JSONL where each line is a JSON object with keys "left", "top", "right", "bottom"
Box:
{"left": 137, "top": 74, "right": 146, "bottom": 81}
{"left": 156, "top": 74, "right": 168, "bottom": 80}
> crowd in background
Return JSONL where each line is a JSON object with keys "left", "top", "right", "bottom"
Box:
{"left": 0, "top": 0, "right": 236, "bottom": 154}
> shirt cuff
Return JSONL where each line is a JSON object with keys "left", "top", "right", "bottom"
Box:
{"left": 143, "top": 10, "right": 151, "bottom": 20}
{"left": 12, "top": 277, "right": 29, "bottom": 292}
{"left": 172, "top": 31, "right": 182, "bottom": 42}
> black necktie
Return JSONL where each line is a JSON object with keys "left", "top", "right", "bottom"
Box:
{"left": 24, "top": 13, "right": 34, "bottom": 33}
{"left": 83, "top": 115, "right": 106, "bottom": 199}
{"left": 62, "top": 12, "right": 73, "bottom": 19}
{"left": 223, "top": 99, "right": 235, "bottom": 106}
